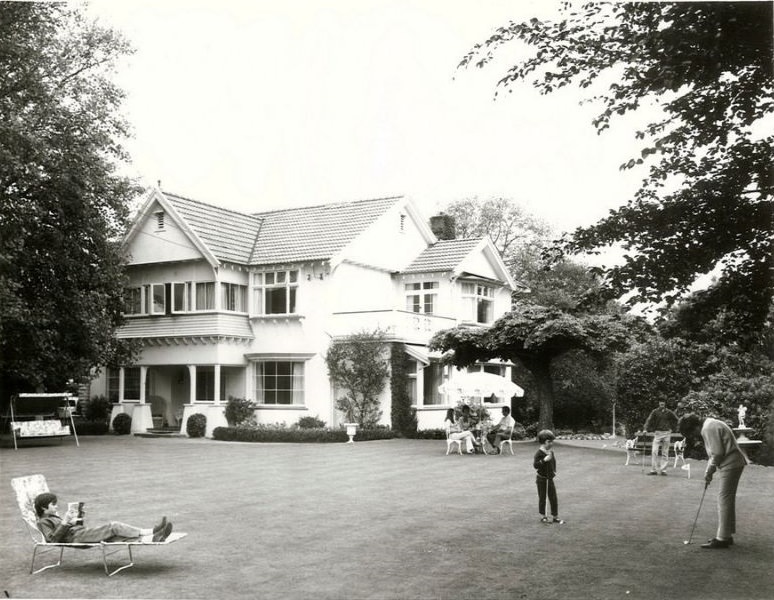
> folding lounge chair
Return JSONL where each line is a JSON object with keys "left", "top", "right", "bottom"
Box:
{"left": 11, "top": 474, "right": 187, "bottom": 576}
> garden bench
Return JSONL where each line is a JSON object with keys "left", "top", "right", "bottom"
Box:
{"left": 624, "top": 432, "right": 683, "bottom": 466}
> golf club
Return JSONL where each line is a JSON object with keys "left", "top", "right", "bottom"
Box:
{"left": 683, "top": 481, "right": 710, "bottom": 545}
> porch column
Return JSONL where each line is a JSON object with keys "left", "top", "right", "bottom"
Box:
{"left": 188, "top": 365, "right": 197, "bottom": 404}
{"left": 139, "top": 366, "right": 148, "bottom": 404}
{"left": 213, "top": 364, "right": 221, "bottom": 405}
{"left": 416, "top": 363, "right": 425, "bottom": 408}
{"left": 131, "top": 366, "right": 153, "bottom": 433}
{"left": 118, "top": 367, "right": 125, "bottom": 403}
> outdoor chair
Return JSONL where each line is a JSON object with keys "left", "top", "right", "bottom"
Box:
{"left": 498, "top": 427, "right": 516, "bottom": 455}
{"left": 10, "top": 474, "right": 187, "bottom": 576}
{"left": 444, "top": 423, "right": 463, "bottom": 455}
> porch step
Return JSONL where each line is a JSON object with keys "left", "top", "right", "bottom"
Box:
{"left": 134, "top": 429, "right": 186, "bottom": 438}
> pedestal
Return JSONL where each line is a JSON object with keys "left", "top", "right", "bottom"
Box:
{"left": 344, "top": 423, "right": 357, "bottom": 444}
{"left": 733, "top": 427, "right": 762, "bottom": 448}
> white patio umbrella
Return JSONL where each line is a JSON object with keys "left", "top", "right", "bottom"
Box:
{"left": 438, "top": 371, "right": 524, "bottom": 398}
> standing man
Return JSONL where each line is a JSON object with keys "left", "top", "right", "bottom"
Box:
{"left": 678, "top": 413, "right": 749, "bottom": 549}
{"left": 643, "top": 400, "right": 678, "bottom": 476}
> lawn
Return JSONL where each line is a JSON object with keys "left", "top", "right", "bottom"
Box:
{"left": 1, "top": 436, "right": 772, "bottom": 600}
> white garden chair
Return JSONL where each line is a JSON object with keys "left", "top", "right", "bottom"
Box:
{"left": 444, "top": 422, "right": 463, "bottom": 455}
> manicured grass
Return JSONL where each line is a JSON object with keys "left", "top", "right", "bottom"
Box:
{"left": 1, "top": 436, "right": 772, "bottom": 599}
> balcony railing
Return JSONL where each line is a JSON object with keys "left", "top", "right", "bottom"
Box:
{"left": 329, "top": 310, "right": 459, "bottom": 343}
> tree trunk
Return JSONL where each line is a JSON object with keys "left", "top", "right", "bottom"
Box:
{"left": 525, "top": 358, "right": 555, "bottom": 432}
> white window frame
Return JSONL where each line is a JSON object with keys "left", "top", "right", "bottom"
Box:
{"left": 253, "top": 360, "right": 305, "bottom": 405}
{"left": 253, "top": 270, "right": 299, "bottom": 315}
{"left": 193, "top": 281, "right": 216, "bottom": 312}
{"left": 461, "top": 282, "right": 495, "bottom": 324}
{"left": 405, "top": 281, "right": 438, "bottom": 315}
{"left": 221, "top": 282, "right": 247, "bottom": 313}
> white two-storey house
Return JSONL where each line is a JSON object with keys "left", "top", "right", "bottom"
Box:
{"left": 90, "top": 190, "right": 517, "bottom": 435}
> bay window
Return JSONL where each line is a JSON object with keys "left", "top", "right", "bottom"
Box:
{"left": 221, "top": 283, "right": 247, "bottom": 312}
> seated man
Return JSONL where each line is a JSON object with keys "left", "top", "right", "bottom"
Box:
{"left": 34, "top": 492, "right": 172, "bottom": 543}
{"left": 486, "top": 406, "right": 515, "bottom": 454}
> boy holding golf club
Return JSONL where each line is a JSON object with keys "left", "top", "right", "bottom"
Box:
{"left": 534, "top": 429, "right": 564, "bottom": 524}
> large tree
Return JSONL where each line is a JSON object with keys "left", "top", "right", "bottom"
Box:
{"left": 0, "top": 4, "right": 139, "bottom": 397}
{"left": 430, "top": 304, "right": 639, "bottom": 430}
{"left": 459, "top": 2, "right": 773, "bottom": 340}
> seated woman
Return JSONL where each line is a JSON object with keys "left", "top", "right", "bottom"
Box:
{"left": 34, "top": 492, "right": 172, "bottom": 543}
{"left": 444, "top": 408, "right": 477, "bottom": 454}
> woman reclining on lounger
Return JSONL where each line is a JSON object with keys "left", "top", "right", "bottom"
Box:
{"left": 34, "top": 492, "right": 172, "bottom": 543}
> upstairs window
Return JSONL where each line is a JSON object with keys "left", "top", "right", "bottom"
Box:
{"left": 461, "top": 282, "right": 494, "bottom": 324}
{"left": 254, "top": 270, "right": 298, "bottom": 315}
{"left": 405, "top": 281, "right": 438, "bottom": 314}
{"left": 221, "top": 283, "right": 247, "bottom": 312}
{"left": 195, "top": 282, "right": 216, "bottom": 311}
{"left": 151, "top": 283, "right": 166, "bottom": 315}
{"left": 124, "top": 287, "right": 143, "bottom": 315}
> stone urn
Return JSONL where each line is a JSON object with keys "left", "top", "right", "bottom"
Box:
{"left": 344, "top": 423, "right": 358, "bottom": 444}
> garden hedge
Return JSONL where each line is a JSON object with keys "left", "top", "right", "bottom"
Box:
{"left": 212, "top": 427, "right": 396, "bottom": 443}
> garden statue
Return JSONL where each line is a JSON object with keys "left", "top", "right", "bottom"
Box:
{"left": 737, "top": 405, "right": 747, "bottom": 429}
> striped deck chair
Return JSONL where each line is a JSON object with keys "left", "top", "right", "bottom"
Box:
{"left": 11, "top": 474, "right": 187, "bottom": 576}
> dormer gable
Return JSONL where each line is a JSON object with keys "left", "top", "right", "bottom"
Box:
{"left": 122, "top": 189, "right": 219, "bottom": 267}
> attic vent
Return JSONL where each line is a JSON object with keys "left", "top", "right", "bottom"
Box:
{"left": 400, "top": 213, "right": 406, "bottom": 233}
{"left": 155, "top": 211, "right": 165, "bottom": 230}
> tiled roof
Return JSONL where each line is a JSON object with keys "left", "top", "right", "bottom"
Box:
{"left": 248, "top": 197, "right": 402, "bottom": 265}
{"left": 164, "top": 193, "right": 263, "bottom": 264}
{"left": 402, "top": 238, "right": 483, "bottom": 274}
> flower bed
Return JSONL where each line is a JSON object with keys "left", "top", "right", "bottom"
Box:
{"left": 212, "top": 426, "right": 396, "bottom": 443}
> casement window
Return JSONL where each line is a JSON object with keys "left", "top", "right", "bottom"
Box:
{"left": 124, "top": 288, "right": 143, "bottom": 315}
{"left": 423, "top": 362, "right": 447, "bottom": 406}
{"left": 172, "top": 282, "right": 189, "bottom": 313}
{"left": 195, "top": 282, "right": 216, "bottom": 311}
{"left": 405, "top": 281, "right": 438, "bottom": 314}
{"left": 406, "top": 360, "right": 418, "bottom": 404}
{"left": 150, "top": 283, "right": 166, "bottom": 315}
{"left": 195, "top": 367, "right": 227, "bottom": 402}
{"left": 221, "top": 283, "right": 247, "bottom": 312}
{"left": 253, "top": 270, "right": 298, "bottom": 315}
{"left": 461, "top": 282, "right": 495, "bottom": 324}
{"left": 123, "top": 367, "right": 141, "bottom": 401}
{"left": 107, "top": 368, "right": 120, "bottom": 403}
{"left": 254, "top": 361, "right": 305, "bottom": 405}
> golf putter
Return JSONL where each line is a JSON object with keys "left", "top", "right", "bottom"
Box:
{"left": 684, "top": 481, "right": 710, "bottom": 545}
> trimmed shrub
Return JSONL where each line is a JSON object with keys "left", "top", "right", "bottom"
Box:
{"left": 112, "top": 412, "right": 131, "bottom": 435}
{"left": 212, "top": 426, "right": 395, "bottom": 443}
{"left": 224, "top": 396, "right": 257, "bottom": 427}
{"left": 186, "top": 413, "right": 207, "bottom": 438}
{"left": 83, "top": 395, "right": 112, "bottom": 423}
{"left": 297, "top": 415, "right": 326, "bottom": 429}
{"left": 410, "top": 428, "right": 446, "bottom": 440}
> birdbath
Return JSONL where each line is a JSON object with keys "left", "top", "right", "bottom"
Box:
{"left": 344, "top": 423, "right": 358, "bottom": 444}
{"left": 733, "top": 405, "right": 761, "bottom": 448}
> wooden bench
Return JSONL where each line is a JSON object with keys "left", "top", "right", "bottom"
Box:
{"left": 624, "top": 432, "right": 684, "bottom": 467}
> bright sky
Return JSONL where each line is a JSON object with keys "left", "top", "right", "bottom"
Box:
{"left": 87, "top": 0, "right": 648, "bottom": 236}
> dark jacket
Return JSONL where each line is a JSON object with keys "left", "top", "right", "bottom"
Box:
{"left": 534, "top": 448, "right": 556, "bottom": 479}
{"left": 644, "top": 407, "right": 678, "bottom": 432}
{"left": 37, "top": 515, "right": 78, "bottom": 543}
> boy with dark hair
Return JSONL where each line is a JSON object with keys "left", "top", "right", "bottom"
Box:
{"left": 534, "top": 429, "right": 564, "bottom": 524}
{"left": 34, "top": 492, "right": 172, "bottom": 543}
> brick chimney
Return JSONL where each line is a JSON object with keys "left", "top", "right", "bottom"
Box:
{"left": 430, "top": 213, "right": 456, "bottom": 240}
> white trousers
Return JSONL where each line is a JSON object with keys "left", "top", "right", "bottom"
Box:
{"left": 651, "top": 431, "right": 671, "bottom": 472}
